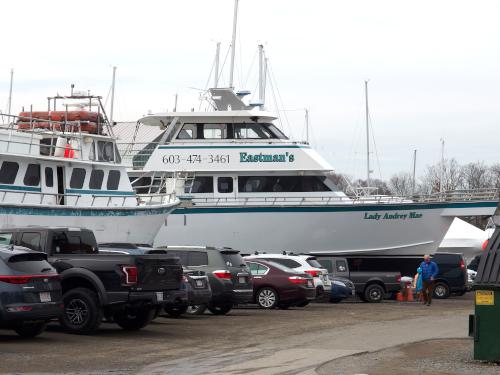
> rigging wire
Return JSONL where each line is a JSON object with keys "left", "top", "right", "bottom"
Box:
{"left": 368, "top": 110, "right": 383, "bottom": 181}
{"left": 242, "top": 48, "right": 258, "bottom": 89}
{"left": 267, "top": 60, "right": 293, "bottom": 139}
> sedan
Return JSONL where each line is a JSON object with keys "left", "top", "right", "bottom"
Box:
{"left": 330, "top": 277, "right": 356, "bottom": 303}
{"left": 246, "top": 259, "right": 316, "bottom": 309}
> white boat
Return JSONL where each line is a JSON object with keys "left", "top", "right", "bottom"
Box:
{"left": 118, "top": 88, "right": 499, "bottom": 255}
{"left": 0, "top": 93, "right": 179, "bottom": 244}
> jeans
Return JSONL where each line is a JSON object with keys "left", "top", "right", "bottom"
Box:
{"left": 422, "top": 280, "right": 434, "bottom": 304}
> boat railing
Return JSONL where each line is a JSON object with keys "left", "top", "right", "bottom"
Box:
{"left": 116, "top": 142, "right": 159, "bottom": 169}
{"left": 0, "top": 188, "right": 176, "bottom": 208}
{"left": 184, "top": 188, "right": 499, "bottom": 207}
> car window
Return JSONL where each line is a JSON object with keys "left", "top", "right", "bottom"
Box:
{"left": 221, "top": 252, "right": 245, "bottom": 267}
{"left": 188, "top": 251, "right": 208, "bottom": 266}
{"left": 0, "top": 232, "right": 13, "bottom": 245}
{"left": 8, "top": 253, "right": 54, "bottom": 274}
{"left": 248, "top": 262, "right": 259, "bottom": 275}
{"left": 305, "top": 258, "right": 323, "bottom": 268}
{"left": 167, "top": 250, "right": 188, "bottom": 265}
{"left": 318, "top": 259, "right": 333, "bottom": 273}
{"left": 19, "top": 232, "right": 42, "bottom": 252}
{"left": 336, "top": 260, "right": 348, "bottom": 272}
{"left": 53, "top": 231, "right": 97, "bottom": 254}
{"left": 263, "top": 258, "right": 301, "bottom": 269}
{"left": 256, "top": 264, "right": 269, "bottom": 275}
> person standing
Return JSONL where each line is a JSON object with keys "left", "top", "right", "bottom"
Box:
{"left": 419, "top": 255, "right": 439, "bottom": 306}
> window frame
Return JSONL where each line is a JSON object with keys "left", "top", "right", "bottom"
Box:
{"left": 89, "top": 169, "right": 104, "bottom": 190}
{"left": 69, "top": 168, "right": 86, "bottom": 189}
{"left": 23, "top": 164, "right": 41, "bottom": 187}
{"left": 0, "top": 161, "right": 19, "bottom": 184}
{"left": 107, "top": 170, "right": 121, "bottom": 190}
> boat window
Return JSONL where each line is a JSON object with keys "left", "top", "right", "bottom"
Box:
{"left": 203, "top": 124, "right": 227, "bottom": 139}
{"left": 238, "top": 176, "right": 334, "bottom": 193}
{"left": 187, "top": 251, "right": 209, "bottom": 266}
{"left": 217, "top": 177, "right": 233, "bottom": 193}
{"left": 70, "top": 168, "right": 86, "bottom": 189}
{"left": 185, "top": 176, "right": 214, "bottom": 194}
{"left": 266, "top": 123, "right": 288, "bottom": 139}
{"left": 234, "top": 123, "right": 273, "bottom": 139}
{"left": 0, "top": 161, "right": 19, "bottom": 184}
{"left": 23, "top": 164, "right": 41, "bottom": 186}
{"left": 40, "top": 138, "right": 57, "bottom": 156}
{"left": 89, "top": 141, "right": 96, "bottom": 161}
{"left": 89, "top": 170, "right": 104, "bottom": 189}
{"left": 131, "top": 176, "right": 152, "bottom": 194}
{"left": 45, "top": 167, "right": 54, "bottom": 187}
{"left": 177, "top": 124, "right": 197, "bottom": 139}
{"left": 107, "top": 170, "right": 121, "bottom": 190}
{"left": 97, "top": 141, "right": 115, "bottom": 162}
{"left": 19, "top": 232, "right": 42, "bottom": 252}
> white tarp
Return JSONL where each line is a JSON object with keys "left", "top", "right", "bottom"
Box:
{"left": 438, "top": 218, "right": 488, "bottom": 259}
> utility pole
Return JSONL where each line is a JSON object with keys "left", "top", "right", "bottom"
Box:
{"left": 228, "top": 0, "right": 239, "bottom": 88}
{"left": 214, "top": 42, "right": 221, "bottom": 88}
{"left": 412, "top": 149, "right": 417, "bottom": 196}
{"left": 109, "top": 66, "right": 117, "bottom": 125}
{"left": 7, "top": 69, "right": 14, "bottom": 117}
{"left": 365, "top": 80, "right": 371, "bottom": 188}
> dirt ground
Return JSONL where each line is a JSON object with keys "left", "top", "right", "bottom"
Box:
{"left": 0, "top": 294, "right": 497, "bottom": 374}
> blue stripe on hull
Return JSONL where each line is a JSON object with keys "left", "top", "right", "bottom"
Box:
{"left": 172, "top": 200, "right": 499, "bottom": 214}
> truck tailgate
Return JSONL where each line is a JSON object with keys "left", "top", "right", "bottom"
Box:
{"left": 135, "top": 255, "right": 183, "bottom": 291}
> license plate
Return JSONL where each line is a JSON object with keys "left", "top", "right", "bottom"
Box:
{"left": 156, "top": 292, "right": 164, "bottom": 302}
{"left": 238, "top": 277, "right": 246, "bottom": 284}
{"left": 195, "top": 279, "right": 204, "bottom": 288}
{"left": 39, "top": 292, "right": 51, "bottom": 303}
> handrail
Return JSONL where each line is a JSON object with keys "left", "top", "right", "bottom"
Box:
{"left": 0, "top": 188, "right": 176, "bottom": 208}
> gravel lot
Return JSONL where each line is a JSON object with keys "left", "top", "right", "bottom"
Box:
{"left": 0, "top": 294, "right": 498, "bottom": 374}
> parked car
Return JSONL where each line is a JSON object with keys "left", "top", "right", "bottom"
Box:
{"left": 330, "top": 276, "right": 356, "bottom": 303}
{"left": 431, "top": 253, "right": 467, "bottom": 298}
{"left": 311, "top": 255, "right": 401, "bottom": 303}
{"left": 160, "top": 246, "right": 253, "bottom": 315}
{"left": 245, "top": 253, "right": 331, "bottom": 298}
{"left": 0, "top": 227, "right": 183, "bottom": 334}
{"left": 245, "top": 259, "right": 316, "bottom": 309}
{"left": 0, "top": 245, "right": 63, "bottom": 337}
{"left": 99, "top": 244, "right": 211, "bottom": 317}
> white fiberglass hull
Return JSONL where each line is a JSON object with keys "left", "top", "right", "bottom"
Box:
{"left": 154, "top": 201, "right": 499, "bottom": 255}
{"left": 0, "top": 203, "right": 178, "bottom": 244}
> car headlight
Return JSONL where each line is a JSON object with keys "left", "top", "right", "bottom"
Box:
{"left": 333, "top": 280, "right": 346, "bottom": 287}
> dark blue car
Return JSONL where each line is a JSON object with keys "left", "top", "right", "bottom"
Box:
{"left": 330, "top": 277, "right": 355, "bottom": 303}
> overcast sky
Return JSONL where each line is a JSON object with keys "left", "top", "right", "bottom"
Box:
{"left": 1, "top": 0, "right": 499, "bottom": 179}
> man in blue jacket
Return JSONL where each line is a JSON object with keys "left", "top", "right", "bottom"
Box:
{"left": 420, "top": 254, "right": 439, "bottom": 306}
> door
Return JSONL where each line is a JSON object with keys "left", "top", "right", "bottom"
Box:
{"left": 41, "top": 165, "right": 58, "bottom": 205}
{"left": 334, "top": 259, "right": 350, "bottom": 278}
{"left": 56, "top": 166, "right": 65, "bottom": 205}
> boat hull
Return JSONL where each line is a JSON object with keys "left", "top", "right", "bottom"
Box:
{"left": 0, "top": 204, "right": 177, "bottom": 244}
{"left": 154, "top": 201, "right": 499, "bottom": 255}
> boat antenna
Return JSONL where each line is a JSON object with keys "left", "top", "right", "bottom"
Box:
{"left": 109, "top": 66, "right": 117, "bottom": 125}
{"left": 228, "top": 0, "right": 239, "bottom": 89}
{"left": 173, "top": 93, "right": 178, "bottom": 112}
{"left": 214, "top": 41, "right": 221, "bottom": 88}
{"left": 364, "top": 80, "right": 371, "bottom": 188}
{"left": 305, "top": 108, "right": 309, "bottom": 144}
{"left": 7, "top": 68, "right": 14, "bottom": 118}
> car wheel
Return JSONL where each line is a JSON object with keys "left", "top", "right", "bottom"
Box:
{"left": 114, "top": 308, "right": 156, "bottom": 330}
{"left": 296, "top": 300, "right": 310, "bottom": 307}
{"left": 364, "top": 284, "right": 384, "bottom": 303}
{"left": 433, "top": 282, "right": 450, "bottom": 299}
{"left": 60, "top": 287, "right": 102, "bottom": 335}
{"left": 330, "top": 298, "right": 342, "bottom": 303}
{"left": 186, "top": 304, "right": 207, "bottom": 315}
{"left": 256, "top": 287, "right": 279, "bottom": 309}
{"left": 164, "top": 305, "right": 188, "bottom": 318}
{"left": 207, "top": 303, "right": 232, "bottom": 315}
{"left": 14, "top": 322, "right": 46, "bottom": 338}
{"left": 316, "top": 286, "right": 324, "bottom": 298}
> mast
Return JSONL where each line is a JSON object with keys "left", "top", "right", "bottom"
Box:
{"left": 258, "top": 44, "right": 265, "bottom": 106}
{"left": 109, "top": 66, "right": 117, "bottom": 125}
{"left": 365, "top": 80, "right": 371, "bottom": 187}
{"left": 412, "top": 149, "right": 417, "bottom": 195}
{"left": 305, "top": 108, "right": 309, "bottom": 143}
{"left": 228, "top": 0, "right": 239, "bottom": 89}
{"left": 214, "top": 42, "right": 221, "bottom": 88}
{"left": 7, "top": 69, "right": 14, "bottom": 117}
{"left": 440, "top": 138, "right": 445, "bottom": 193}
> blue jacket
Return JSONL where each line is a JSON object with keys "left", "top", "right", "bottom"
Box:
{"left": 420, "top": 261, "right": 439, "bottom": 281}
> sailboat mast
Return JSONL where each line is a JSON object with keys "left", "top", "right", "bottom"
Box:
{"left": 214, "top": 42, "right": 221, "bottom": 88}
{"left": 7, "top": 69, "right": 14, "bottom": 117}
{"left": 365, "top": 80, "right": 371, "bottom": 187}
{"left": 228, "top": 0, "right": 239, "bottom": 89}
{"left": 258, "top": 44, "right": 265, "bottom": 107}
{"left": 109, "top": 66, "right": 117, "bottom": 125}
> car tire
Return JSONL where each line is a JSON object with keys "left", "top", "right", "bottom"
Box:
{"left": 363, "top": 284, "right": 384, "bottom": 303}
{"left": 207, "top": 303, "right": 232, "bottom": 315}
{"left": 114, "top": 308, "right": 156, "bottom": 330}
{"left": 14, "top": 322, "right": 46, "bottom": 338}
{"left": 256, "top": 287, "right": 279, "bottom": 309}
{"left": 60, "top": 287, "right": 102, "bottom": 335}
{"left": 296, "top": 300, "right": 310, "bottom": 307}
{"left": 164, "top": 305, "right": 188, "bottom": 318}
{"left": 186, "top": 304, "right": 207, "bottom": 315}
{"left": 433, "top": 282, "right": 450, "bottom": 299}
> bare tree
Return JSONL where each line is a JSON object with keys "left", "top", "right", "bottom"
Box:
{"left": 420, "top": 158, "right": 464, "bottom": 194}
{"left": 389, "top": 172, "right": 413, "bottom": 197}
{"left": 490, "top": 164, "right": 500, "bottom": 189}
{"left": 461, "top": 161, "right": 493, "bottom": 190}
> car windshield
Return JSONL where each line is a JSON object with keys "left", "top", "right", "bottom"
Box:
{"left": 221, "top": 252, "right": 246, "bottom": 267}
{"left": 305, "top": 258, "right": 323, "bottom": 268}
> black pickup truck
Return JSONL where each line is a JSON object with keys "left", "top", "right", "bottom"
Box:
{"left": 0, "top": 227, "right": 183, "bottom": 334}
